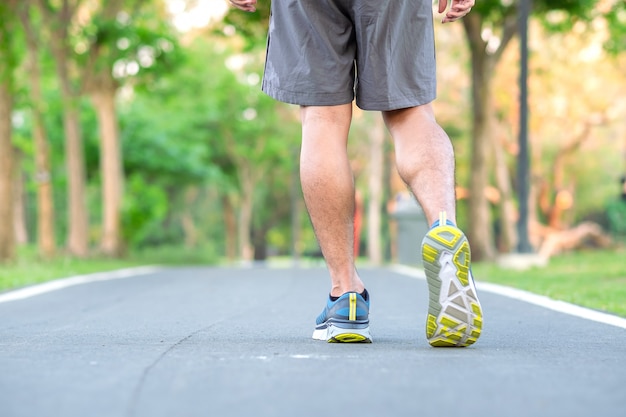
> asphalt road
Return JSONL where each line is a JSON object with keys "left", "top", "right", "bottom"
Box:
{"left": 1, "top": 265, "right": 625, "bottom": 417}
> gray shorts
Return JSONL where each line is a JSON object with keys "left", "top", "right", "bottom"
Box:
{"left": 261, "top": 0, "right": 436, "bottom": 111}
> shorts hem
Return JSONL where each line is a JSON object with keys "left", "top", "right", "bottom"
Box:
{"left": 262, "top": 83, "right": 354, "bottom": 107}
{"left": 356, "top": 94, "right": 437, "bottom": 112}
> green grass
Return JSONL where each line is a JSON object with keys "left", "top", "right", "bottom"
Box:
{"left": 0, "top": 245, "right": 219, "bottom": 293}
{"left": 2, "top": 245, "right": 625, "bottom": 319}
{"left": 472, "top": 247, "right": 626, "bottom": 318}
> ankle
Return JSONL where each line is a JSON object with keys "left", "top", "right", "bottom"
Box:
{"left": 329, "top": 281, "right": 365, "bottom": 298}
{"left": 330, "top": 288, "right": 368, "bottom": 301}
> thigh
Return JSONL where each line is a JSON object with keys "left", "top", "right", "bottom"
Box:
{"left": 353, "top": 0, "right": 437, "bottom": 111}
{"left": 262, "top": 0, "right": 357, "bottom": 106}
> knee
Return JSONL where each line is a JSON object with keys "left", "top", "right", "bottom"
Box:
{"left": 382, "top": 103, "right": 436, "bottom": 129}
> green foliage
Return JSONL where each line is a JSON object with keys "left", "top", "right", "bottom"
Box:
{"left": 121, "top": 174, "right": 169, "bottom": 247}
{"left": 471, "top": 0, "right": 615, "bottom": 47}
{"left": 604, "top": 3, "right": 626, "bottom": 55}
{"left": 472, "top": 0, "right": 516, "bottom": 24}
{"left": 7, "top": 0, "right": 621, "bottom": 261}
{"left": 220, "top": 3, "right": 271, "bottom": 50}
{"left": 80, "top": 3, "right": 181, "bottom": 86}
{"left": 119, "top": 38, "right": 223, "bottom": 188}
{"left": 121, "top": 103, "right": 214, "bottom": 187}
{"left": 116, "top": 29, "right": 301, "bottom": 254}
{"left": 606, "top": 199, "right": 626, "bottom": 237}
{"left": 117, "top": 47, "right": 218, "bottom": 248}
{"left": 534, "top": 0, "right": 596, "bottom": 15}
{"left": 0, "top": 1, "right": 20, "bottom": 85}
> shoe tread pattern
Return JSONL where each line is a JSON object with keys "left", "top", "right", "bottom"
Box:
{"left": 422, "top": 225, "right": 483, "bottom": 347}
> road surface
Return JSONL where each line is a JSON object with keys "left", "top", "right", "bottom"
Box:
{"left": 1, "top": 265, "right": 625, "bottom": 417}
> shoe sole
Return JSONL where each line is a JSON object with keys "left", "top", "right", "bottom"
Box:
{"left": 313, "top": 325, "right": 372, "bottom": 343}
{"left": 422, "top": 225, "right": 483, "bottom": 347}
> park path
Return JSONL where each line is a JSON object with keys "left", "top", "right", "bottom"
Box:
{"left": 1, "top": 265, "right": 625, "bottom": 417}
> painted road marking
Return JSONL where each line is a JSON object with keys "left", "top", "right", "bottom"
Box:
{"left": 392, "top": 264, "right": 626, "bottom": 330}
{"left": 0, "top": 266, "right": 161, "bottom": 304}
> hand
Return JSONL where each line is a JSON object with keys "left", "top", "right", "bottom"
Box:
{"left": 438, "top": 0, "right": 475, "bottom": 23}
{"left": 229, "top": 0, "right": 257, "bottom": 12}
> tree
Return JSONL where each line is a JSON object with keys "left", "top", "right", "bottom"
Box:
{"left": 118, "top": 36, "right": 226, "bottom": 251}
{"left": 461, "top": 3, "right": 521, "bottom": 261}
{"left": 212, "top": 52, "right": 299, "bottom": 261}
{"left": 80, "top": 0, "right": 179, "bottom": 256}
{"left": 17, "top": 1, "right": 56, "bottom": 258}
{"left": 459, "top": 0, "right": 622, "bottom": 260}
{"left": 37, "top": 0, "right": 89, "bottom": 257}
{"left": 214, "top": 9, "right": 306, "bottom": 261}
{"left": 0, "top": 0, "right": 18, "bottom": 262}
{"left": 81, "top": 0, "right": 127, "bottom": 256}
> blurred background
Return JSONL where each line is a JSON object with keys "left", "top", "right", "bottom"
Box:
{"left": 0, "top": 0, "right": 625, "bottom": 272}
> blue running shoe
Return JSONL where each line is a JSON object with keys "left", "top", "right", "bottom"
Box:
{"left": 421, "top": 213, "right": 483, "bottom": 347}
{"left": 312, "top": 290, "right": 372, "bottom": 343}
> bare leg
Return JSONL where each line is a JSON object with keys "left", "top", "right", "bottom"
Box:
{"left": 384, "top": 103, "right": 483, "bottom": 348}
{"left": 383, "top": 104, "right": 457, "bottom": 225}
{"left": 300, "top": 104, "right": 365, "bottom": 297}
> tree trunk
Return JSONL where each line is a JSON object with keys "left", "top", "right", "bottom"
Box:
{"left": 493, "top": 132, "right": 518, "bottom": 252}
{"left": 461, "top": 12, "right": 519, "bottom": 260}
{"left": 0, "top": 7, "right": 15, "bottom": 262}
{"left": 0, "top": 73, "right": 14, "bottom": 262}
{"left": 34, "top": 109, "right": 57, "bottom": 258}
{"left": 82, "top": 0, "right": 129, "bottom": 257}
{"left": 62, "top": 103, "right": 89, "bottom": 256}
{"left": 290, "top": 151, "right": 302, "bottom": 263}
{"left": 252, "top": 227, "right": 268, "bottom": 261}
{"left": 238, "top": 165, "right": 254, "bottom": 261}
{"left": 19, "top": 2, "right": 56, "bottom": 258}
{"left": 222, "top": 193, "right": 237, "bottom": 262}
{"left": 13, "top": 151, "right": 28, "bottom": 245}
{"left": 181, "top": 186, "right": 199, "bottom": 248}
{"left": 463, "top": 15, "right": 498, "bottom": 261}
{"left": 44, "top": 0, "right": 89, "bottom": 257}
{"left": 467, "top": 51, "right": 496, "bottom": 260}
{"left": 547, "top": 119, "right": 596, "bottom": 229}
{"left": 91, "top": 88, "right": 124, "bottom": 256}
{"left": 367, "top": 114, "right": 385, "bottom": 265}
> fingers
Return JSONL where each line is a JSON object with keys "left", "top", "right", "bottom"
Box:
{"left": 438, "top": 0, "right": 448, "bottom": 14}
{"left": 442, "top": 0, "right": 475, "bottom": 23}
{"left": 229, "top": 0, "right": 257, "bottom": 12}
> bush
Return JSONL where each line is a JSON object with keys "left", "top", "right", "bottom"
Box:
{"left": 606, "top": 199, "right": 626, "bottom": 237}
{"left": 121, "top": 174, "right": 169, "bottom": 247}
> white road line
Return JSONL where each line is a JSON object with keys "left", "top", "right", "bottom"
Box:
{"left": 0, "top": 266, "right": 162, "bottom": 304}
{"left": 391, "top": 264, "right": 626, "bottom": 330}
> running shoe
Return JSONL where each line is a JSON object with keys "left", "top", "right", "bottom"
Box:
{"left": 312, "top": 290, "right": 372, "bottom": 343}
{"left": 421, "top": 213, "right": 483, "bottom": 347}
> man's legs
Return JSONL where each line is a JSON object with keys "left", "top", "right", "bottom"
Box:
{"left": 382, "top": 104, "right": 456, "bottom": 226}
{"left": 302, "top": 104, "right": 371, "bottom": 343}
{"left": 300, "top": 104, "right": 365, "bottom": 297}
{"left": 383, "top": 103, "right": 483, "bottom": 347}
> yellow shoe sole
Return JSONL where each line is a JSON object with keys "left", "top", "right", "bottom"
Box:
{"left": 313, "top": 325, "right": 373, "bottom": 343}
{"left": 422, "top": 225, "right": 483, "bottom": 347}
{"left": 329, "top": 333, "right": 372, "bottom": 343}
